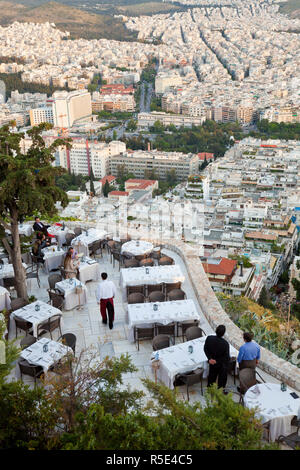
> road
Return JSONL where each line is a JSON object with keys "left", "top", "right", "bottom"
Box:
{"left": 139, "top": 81, "right": 153, "bottom": 113}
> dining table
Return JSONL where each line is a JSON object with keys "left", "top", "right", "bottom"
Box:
{"left": 47, "top": 225, "right": 74, "bottom": 247}
{"left": 11, "top": 300, "right": 63, "bottom": 338}
{"left": 0, "top": 286, "right": 11, "bottom": 311}
{"left": 20, "top": 337, "right": 72, "bottom": 373}
{"left": 42, "top": 245, "right": 65, "bottom": 274}
{"left": 127, "top": 299, "right": 200, "bottom": 342}
{"left": 78, "top": 257, "right": 100, "bottom": 283}
{"left": 121, "top": 240, "right": 153, "bottom": 257}
{"left": 151, "top": 337, "right": 238, "bottom": 390}
{"left": 244, "top": 383, "right": 300, "bottom": 442}
{"left": 71, "top": 228, "right": 107, "bottom": 257}
{"left": 55, "top": 278, "right": 88, "bottom": 311}
{"left": 120, "top": 265, "right": 185, "bottom": 289}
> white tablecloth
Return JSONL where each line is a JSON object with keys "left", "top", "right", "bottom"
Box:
{"left": 128, "top": 299, "right": 200, "bottom": 342}
{"left": 244, "top": 383, "right": 300, "bottom": 441}
{"left": 0, "top": 263, "right": 27, "bottom": 285}
{"left": 42, "top": 246, "right": 65, "bottom": 274}
{"left": 121, "top": 240, "right": 153, "bottom": 257}
{"left": 55, "top": 278, "right": 87, "bottom": 311}
{"left": 152, "top": 337, "right": 237, "bottom": 389}
{"left": 12, "top": 300, "right": 62, "bottom": 338}
{"left": 72, "top": 228, "right": 107, "bottom": 257}
{"left": 78, "top": 258, "right": 100, "bottom": 283}
{"left": 0, "top": 286, "right": 11, "bottom": 311}
{"left": 47, "top": 225, "right": 74, "bottom": 247}
{"left": 18, "top": 224, "right": 33, "bottom": 237}
{"left": 120, "top": 265, "right": 185, "bottom": 289}
{"left": 20, "top": 338, "right": 72, "bottom": 373}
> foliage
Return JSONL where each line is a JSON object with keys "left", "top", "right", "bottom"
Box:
{"left": 228, "top": 254, "right": 253, "bottom": 268}
{"left": 116, "top": 164, "right": 135, "bottom": 191}
{"left": 141, "top": 60, "right": 157, "bottom": 84}
{"left": 102, "top": 180, "right": 113, "bottom": 198}
{"left": 291, "top": 278, "right": 300, "bottom": 301}
{"left": 150, "top": 97, "right": 162, "bottom": 112}
{"left": 98, "top": 110, "right": 134, "bottom": 120}
{"left": 0, "top": 72, "right": 69, "bottom": 98}
{"left": 253, "top": 119, "right": 300, "bottom": 140}
{"left": 55, "top": 172, "right": 89, "bottom": 192}
{"left": 126, "top": 119, "right": 137, "bottom": 131}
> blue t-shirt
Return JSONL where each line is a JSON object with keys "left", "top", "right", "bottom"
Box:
{"left": 237, "top": 341, "right": 260, "bottom": 363}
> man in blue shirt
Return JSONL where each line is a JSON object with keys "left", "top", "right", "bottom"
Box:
{"left": 237, "top": 332, "right": 260, "bottom": 370}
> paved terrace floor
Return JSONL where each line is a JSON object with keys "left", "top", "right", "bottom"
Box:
{"left": 7, "top": 245, "right": 292, "bottom": 409}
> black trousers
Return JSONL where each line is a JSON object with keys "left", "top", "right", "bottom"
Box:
{"left": 207, "top": 363, "right": 228, "bottom": 389}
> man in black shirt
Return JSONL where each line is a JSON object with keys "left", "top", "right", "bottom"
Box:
{"left": 204, "top": 324, "right": 230, "bottom": 390}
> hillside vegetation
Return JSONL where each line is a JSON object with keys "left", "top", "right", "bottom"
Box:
{"left": 280, "top": 0, "right": 300, "bottom": 18}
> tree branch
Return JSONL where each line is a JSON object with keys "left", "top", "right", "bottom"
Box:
{"left": 1, "top": 236, "right": 12, "bottom": 257}
{"left": 0, "top": 218, "right": 12, "bottom": 232}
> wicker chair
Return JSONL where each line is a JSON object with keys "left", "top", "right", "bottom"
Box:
{"left": 20, "top": 335, "right": 36, "bottom": 350}
{"left": 126, "top": 285, "right": 145, "bottom": 297}
{"left": 278, "top": 419, "right": 300, "bottom": 449}
{"left": 90, "top": 240, "right": 102, "bottom": 258}
{"left": 148, "top": 291, "right": 165, "bottom": 303}
{"left": 58, "top": 333, "right": 76, "bottom": 354}
{"left": 48, "top": 289, "right": 64, "bottom": 310}
{"left": 167, "top": 288, "right": 186, "bottom": 301}
{"left": 164, "top": 281, "right": 182, "bottom": 296}
{"left": 14, "top": 316, "right": 33, "bottom": 338}
{"left": 48, "top": 273, "right": 62, "bottom": 290}
{"left": 64, "top": 233, "right": 76, "bottom": 247}
{"left": 60, "top": 265, "right": 66, "bottom": 279}
{"left": 146, "top": 284, "right": 164, "bottom": 298}
{"left": 124, "top": 258, "right": 140, "bottom": 268}
{"left": 178, "top": 319, "right": 200, "bottom": 341}
{"left": 139, "top": 258, "right": 154, "bottom": 267}
{"left": 128, "top": 292, "right": 145, "bottom": 304}
{"left": 185, "top": 326, "right": 203, "bottom": 341}
{"left": 175, "top": 368, "right": 204, "bottom": 400}
{"left": 135, "top": 253, "right": 148, "bottom": 262}
{"left": 227, "top": 356, "right": 238, "bottom": 385}
{"left": 134, "top": 326, "right": 155, "bottom": 351}
{"left": 37, "top": 314, "right": 62, "bottom": 340}
{"left": 10, "top": 298, "right": 28, "bottom": 312}
{"left": 26, "top": 264, "right": 40, "bottom": 288}
{"left": 112, "top": 250, "right": 124, "bottom": 270}
{"left": 158, "top": 256, "right": 174, "bottom": 266}
{"left": 19, "top": 359, "right": 44, "bottom": 386}
{"left": 3, "top": 277, "right": 17, "bottom": 291}
{"left": 237, "top": 368, "right": 257, "bottom": 404}
{"left": 152, "top": 334, "right": 170, "bottom": 351}
{"left": 155, "top": 322, "right": 176, "bottom": 343}
{"left": 74, "top": 227, "right": 82, "bottom": 237}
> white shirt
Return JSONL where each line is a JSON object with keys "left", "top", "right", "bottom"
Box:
{"left": 96, "top": 280, "right": 116, "bottom": 303}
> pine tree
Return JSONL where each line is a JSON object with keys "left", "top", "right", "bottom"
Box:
{"left": 89, "top": 166, "right": 95, "bottom": 196}
{"left": 103, "top": 180, "right": 110, "bottom": 198}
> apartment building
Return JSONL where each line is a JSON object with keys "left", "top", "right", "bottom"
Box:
{"left": 52, "top": 90, "right": 92, "bottom": 128}
{"left": 110, "top": 149, "right": 199, "bottom": 181}
{"left": 57, "top": 139, "right": 126, "bottom": 178}
{"left": 138, "top": 112, "right": 205, "bottom": 129}
{"left": 29, "top": 105, "right": 54, "bottom": 126}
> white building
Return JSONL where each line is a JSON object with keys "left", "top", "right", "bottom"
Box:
{"left": 52, "top": 90, "right": 92, "bottom": 128}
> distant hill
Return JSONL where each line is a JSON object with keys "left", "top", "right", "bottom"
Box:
{"left": 0, "top": 1, "right": 138, "bottom": 40}
{"left": 279, "top": 0, "right": 300, "bottom": 18}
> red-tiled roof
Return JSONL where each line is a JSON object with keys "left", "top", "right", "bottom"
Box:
{"left": 108, "top": 191, "right": 129, "bottom": 196}
{"left": 198, "top": 152, "right": 214, "bottom": 160}
{"left": 203, "top": 258, "right": 237, "bottom": 276}
{"left": 100, "top": 175, "right": 116, "bottom": 184}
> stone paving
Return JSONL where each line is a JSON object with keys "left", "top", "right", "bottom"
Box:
{"left": 8, "top": 244, "right": 288, "bottom": 408}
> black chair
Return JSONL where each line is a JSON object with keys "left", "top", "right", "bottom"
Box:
{"left": 155, "top": 322, "right": 176, "bottom": 343}
{"left": 237, "top": 368, "right": 257, "bottom": 404}
{"left": 26, "top": 264, "right": 40, "bottom": 288}
{"left": 134, "top": 326, "right": 155, "bottom": 351}
{"left": 167, "top": 289, "right": 186, "bottom": 301}
{"left": 74, "top": 227, "right": 82, "bottom": 237}
{"left": 185, "top": 326, "right": 203, "bottom": 341}
{"left": 48, "top": 273, "right": 62, "bottom": 290}
{"left": 20, "top": 335, "right": 36, "bottom": 350}
{"left": 90, "top": 240, "right": 102, "bottom": 258}
{"left": 128, "top": 292, "right": 145, "bottom": 304}
{"left": 3, "top": 277, "right": 17, "bottom": 291}
{"left": 135, "top": 253, "right": 147, "bottom": 262}
{"left": 30, "top": 252, "right": 43, "bottom": 268}
{"left": 146, "top": 284, "right": 164, "bottom": 297}
{"left": 60, "top": 265, "right": 66, "bottom": 279}
{"left": 175, "top": 368, "right": 204, "bottom": 400}
{"left": 14, "top": 316, "right": 33, "bottom": 338}
{"left": 278, "top": 418, "right": 300, "bottom": 449}
{"left": 37, "top": 314, "right": 62, "bottom": 340}
{"left": 227, "top": 357, "right": 238, "bottom": 385}
{"left": 58, "top": 333, "right": 76, "bottom": 354}
{"left": 179, "top": 319, "right": 200, "bottom": 341}
{"left": 148, "top": 291, "right": 165, "bottom": 303}
{"left": 19, "top": 359, "right": 44, "bottom": 386}
{"left": 47, "top": 289, "right": 64, "bottom": 310}
{"left": 152, "top": 334, "right": 170, "bottom": 351}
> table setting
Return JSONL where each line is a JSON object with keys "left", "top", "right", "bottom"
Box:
{"left": 55, "top": 278, "right": 87, "bottom": 310}
{"left": 42, "top": 245, "right": 65, "bottom": 274}
{"left": 47, "top": 224, "right": 73, "bottom": 247}
{"left": 151, "top": 337, "right": 238, "bottom": 390}
{"left": 11, "top": 300, "right": 62, "bottom": 338}
{"left": 0, "top": 263, "right": 27, "bottom": 284}
{"left": 78, "top": 256, "right": 100, "bottom": 283}
{"left": 72, "top": 228, "right": 107, "bottom": 257}
{"left": 127, "top": 299, "right": 200, "bottom": 342}
{"left": 20, "top": 337, "right": 72, "bottom": 373}
{"left": 121, "top": 240, "right": 153, "bottom": 257}
{"left": 120, "top": 265, "right": 185, "bottom": 289}
{"left": 244, "top": 383, "right": 300, "bottom": 441}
